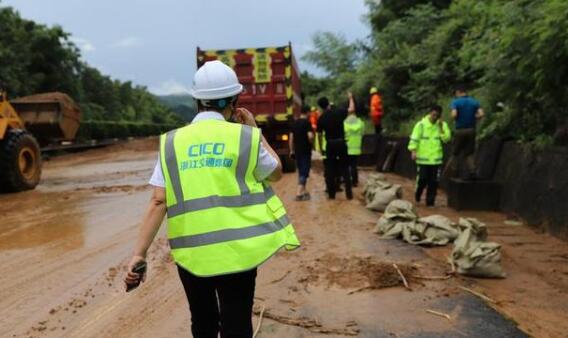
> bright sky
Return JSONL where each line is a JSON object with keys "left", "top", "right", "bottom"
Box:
{"left": 2, "top": 0, "right": 370, "bottom": 95}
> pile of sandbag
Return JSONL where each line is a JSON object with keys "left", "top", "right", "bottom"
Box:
{"left": 374, "top": 199, "right": 506, "bottom": 278}
{"left": 451, "top": 218, "right": 506, "bottom": 278}
{"left": 374, "top": 200, "right": 459, "bottom": 246}
{"left": 363, "top": 174, "right": 402, "bottom": 212}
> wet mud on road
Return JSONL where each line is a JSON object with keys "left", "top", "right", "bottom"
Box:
{"left": 0, "top": 138, "right": 566, "bottom": 337}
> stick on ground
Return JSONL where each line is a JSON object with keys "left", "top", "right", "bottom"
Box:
{"left": 412, "top": 274, "right": 453, "bottom": 280}
{"left": 347, "top": 286, "right": 373, "bottom": 295}
{"left": 426, "top": 309, "right": 452, "bottom": 321}
{"left": 253, "top": 306, "right": 359, "bottom": 336}
{"left": 253, "top": 305, "right": 265, "bottom": 338}
{"left": 459, "top": 286, "right": 497, "bottom": 304}
{"left": 393, "top": 263, "right": 410, "bottom": 290}
{"left": 269, "top": 270, "right": 291, "bottom": 284}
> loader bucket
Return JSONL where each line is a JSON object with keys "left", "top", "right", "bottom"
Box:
{"left": 11, "top": 92, "right": 81, "bottom": 145}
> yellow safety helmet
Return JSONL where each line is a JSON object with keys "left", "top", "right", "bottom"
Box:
{"left": 311, "top": 106, "right": 317, "bottom": 112}
{"left": 370, "top": 87, "right": 378, "bottom": 94}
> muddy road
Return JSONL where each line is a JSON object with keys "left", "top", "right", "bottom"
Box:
{"left": 1, "top": 138, "right": 567, "bottom": 337}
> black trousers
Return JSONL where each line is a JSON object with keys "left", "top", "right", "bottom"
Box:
{"left": 415, "top": 164, "right": 441, "bottom": 206}
{"left": 444, "top": 128, "right": 476, "bottom": 179}
{"left": 325, "top": 139, "right": 352, "bottom": 199}
{"left": 347, "top": 155, "right": 359, "bottom": 186}
{"left": 177, "top": 266, "right": 257, "bottom": 338}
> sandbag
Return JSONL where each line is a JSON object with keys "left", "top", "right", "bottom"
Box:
{"left": 375, "top": 218, "right": 408, "bottom": 238}
{"left": 383, "top": 199, "right": 418, "bottom": 220}
{"left": 363, "top": 173, "right": 389, "bottom": 203}
{"left": 401, "top": 215, "right": 460, "bottom": 246}
{"left": 364, "top": 180, "right": 392, "bottom": 204}
{"left": 366, "top": 184, "right": 402, "bottom": 212}
{"left": 457, "top": 217, "right": 488, "bottom": 241}
{"left": 451, "top": 218, "right": 506, "bottom": 278}
{"left": 374, "top": 200, "right": 418, "bottom": 235}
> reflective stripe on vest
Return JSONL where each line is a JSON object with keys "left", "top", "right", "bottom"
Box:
{"left": 169, "top": 214, "right": 290, "bottom": 249}
{"left": 163, "top": 126, "right": 271, "bottom": 217}
{"left": 160, "top": 120, "right": 300, "bottom": 276}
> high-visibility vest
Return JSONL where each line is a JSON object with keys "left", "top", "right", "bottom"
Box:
{"left": 344, "top": 117, "right": 364, "bottom": 155}
{"left": 314, "top": 132, "right": 327, "bottom": 159}
{"left": 314, "top": 132, "right": 325, "bottom": 150}
{"left": 160, "top": 119, "right": 300, "bottom": 276}
{"left": 407, "top": 115, "right": 451, "bottom": 165}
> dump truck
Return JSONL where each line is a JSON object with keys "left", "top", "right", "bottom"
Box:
{"left": 0, "top": 91, "right": 81, "bottom": 192}
{"left": 197, "top": 43, "right": 302, "bottom": 172}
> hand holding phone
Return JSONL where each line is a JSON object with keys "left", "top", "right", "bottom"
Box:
{"left": 234, "top": 108, "right": 257, "bottom": 127}
{"left": 125, "top": 259, "right": 147, "bottom": 292}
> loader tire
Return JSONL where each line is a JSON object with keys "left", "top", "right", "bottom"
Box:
{"left": 0, "top": 129, "right": 42, "bottom": 192}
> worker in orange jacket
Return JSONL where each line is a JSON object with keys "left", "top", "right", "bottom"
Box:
{"left": 369, "top": 87, "right": 384, "bottom": 135}
{"left": 309, "top": 106, "right": 320, "bottom": 131}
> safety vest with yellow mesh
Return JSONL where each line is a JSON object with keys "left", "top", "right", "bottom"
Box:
{"left": 344, "top": 116, "right": 365, "bottom": 155}
{"left": 160, "top": 119, "right": 300, "bottom": 276}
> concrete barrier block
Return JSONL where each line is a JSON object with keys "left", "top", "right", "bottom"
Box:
{"left": 447, "top": 179, "right": 501, "bottom": 211}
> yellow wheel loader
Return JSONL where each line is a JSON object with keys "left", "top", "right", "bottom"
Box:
{"left": 0, "top": 90, "right": 80, "bottom": 192}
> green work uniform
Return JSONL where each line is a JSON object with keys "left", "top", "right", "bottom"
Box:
{"left": 344, "top": 116, "right": 364, "bottom": 155}
{"left": 160, "top": 119, "right": 300, "bottom": 277}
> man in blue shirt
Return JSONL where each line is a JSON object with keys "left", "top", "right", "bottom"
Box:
{"left": 444, "top": 85, "right": 484, "bottom": 179}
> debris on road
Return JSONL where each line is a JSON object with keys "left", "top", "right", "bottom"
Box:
{"left": 459, "top": 286, "right": 498, "bottom": 304}
{"left": 393, "top": 263, "right": 411, "bottom": 290}
{"left": 301, "top": 254, "right": 416, "bottom": 291}
{"left": 253, "top": 305, "right": 360, "bottom": 336}
{"left": 269, "top": 270, "right": 291, "bottom": 284}
{"left": 426, "top": 309, "right": 452, "bottom": 321}
{"left": 253, "top": 305, "right": 265, "bottom": 338}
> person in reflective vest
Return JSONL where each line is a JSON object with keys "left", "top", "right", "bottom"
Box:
{"left": 408, "top": 105, "right": 451, "bottom": 207}
{"left": 344, "top": 92, "right": 364, "bottom": 187}
{"left": 125, "top": 60, "right": 300, "bottom": 338}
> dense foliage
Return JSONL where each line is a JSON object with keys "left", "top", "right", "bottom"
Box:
{"left": 0, "top": 4, "right": 183, "bottom": 132}
{"left": 302, "top": 0, "right": 568, "bottom": 144}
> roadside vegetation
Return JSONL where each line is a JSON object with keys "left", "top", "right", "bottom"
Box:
{"left": 302, "top": 0, "right": 568, "bottom": 146}
{"left": 0, "top": 3, "right": 185, "bottom": 139}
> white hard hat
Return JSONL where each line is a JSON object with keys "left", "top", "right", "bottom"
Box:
{"left": 190, "top": 60, "right": 243, "bottom": 100}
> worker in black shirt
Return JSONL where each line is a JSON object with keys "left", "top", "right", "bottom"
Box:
{"left": 317, "top": 97, "right": 353, "bottom": 200}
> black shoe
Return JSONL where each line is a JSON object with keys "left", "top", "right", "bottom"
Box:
{"left": 353, "top": 182, "right": 358, "bottom": 187}
{"left": 426, "top": 201, "right": 435, "bottom": 207}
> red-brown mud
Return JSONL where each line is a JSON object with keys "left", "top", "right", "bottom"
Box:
{"left": 0, "top": 139, "right": 566, "bottom": 337}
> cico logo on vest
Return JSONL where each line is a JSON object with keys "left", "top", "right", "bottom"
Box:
{"left": 188, "top": 143, "right": 225, "bottom": 157}
{"left": 180, "top": 143, "right": 233, "bottom": 171}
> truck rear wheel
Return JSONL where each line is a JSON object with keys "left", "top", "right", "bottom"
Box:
{"left": 0, "top": 130, "right": 42, "bottom": 192}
